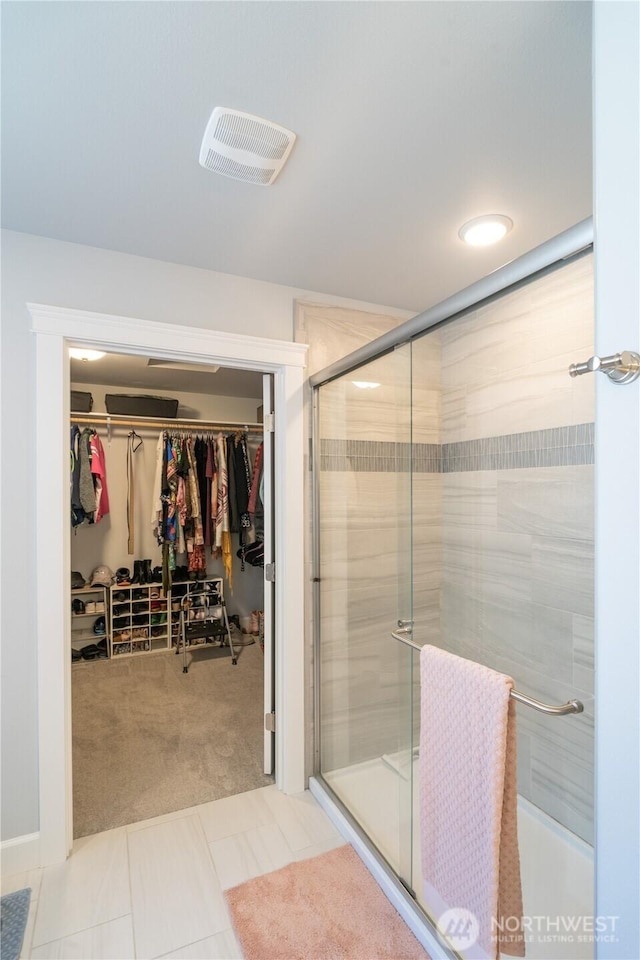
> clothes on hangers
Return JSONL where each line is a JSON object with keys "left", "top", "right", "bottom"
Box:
{"left": 151, "top": 432, "right": 164, "bottom": 543}
{"left": 70, "top": 426, "right": 110, "bottom": 526}
{"left": 90, "top": 431, "right": 110, "bottom": 523}
{"left": 215, "top": 432, "right": 233, "bottom": 589}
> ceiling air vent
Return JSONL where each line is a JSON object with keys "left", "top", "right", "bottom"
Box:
{"left": 199, "top": 107, "right": 297, "bottom": 185}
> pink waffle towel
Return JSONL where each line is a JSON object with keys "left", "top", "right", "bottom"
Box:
{"left": 419, "top": 645, "right": 525, "bottom": 959}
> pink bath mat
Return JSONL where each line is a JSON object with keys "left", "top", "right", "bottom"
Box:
{"left": 225, "top": 844, "right": 430, "bottom": 960}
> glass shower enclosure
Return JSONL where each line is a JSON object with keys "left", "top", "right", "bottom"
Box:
{"left": 312, "top": 228, "right": 595, "bottom": 960}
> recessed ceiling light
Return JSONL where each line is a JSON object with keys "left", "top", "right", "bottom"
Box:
{"left": 352, "top": 381, "right": 381, "bottom": 389}
{"left": 69, "top": 348, "right": 106, "bottom": 362}
{"left": 458, "top": 215, "right": 513, "bottom": 247}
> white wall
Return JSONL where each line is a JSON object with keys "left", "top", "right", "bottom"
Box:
{"left": 593, "top": 3, "right": 640, "bottom": 956}
{"left": 0, "top": 229, "right": 411, "bottom": 842}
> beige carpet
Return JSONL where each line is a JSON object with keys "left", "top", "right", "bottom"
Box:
{"left": 225, "top": 845, "right": 431, "bottom": 960}
{"left": 72, "top": 641, "right": 272, "bottom": 838}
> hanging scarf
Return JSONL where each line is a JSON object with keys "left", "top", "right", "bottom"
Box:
{"left": 151, "top": 432, "right": 165, "bottom": 544}
{"left": 214, "top": 432, "right": 232, "bottom": 590}
{"left": 185, "top": 438, "right": 204, "bottom": 546}
{"left": 247, "top": 442, "right": 263, "bottom": 518}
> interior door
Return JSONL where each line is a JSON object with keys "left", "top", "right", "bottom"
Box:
{"left": 262, "top": 374, "right": 275, "bottom": 775}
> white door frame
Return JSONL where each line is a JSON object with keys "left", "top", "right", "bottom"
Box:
{"left": 29, "top": 302, "right": 307, "bottom": 865}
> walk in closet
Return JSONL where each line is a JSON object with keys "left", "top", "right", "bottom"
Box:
{"left": 68, "top": 350, "right": 274, "bottom": 838}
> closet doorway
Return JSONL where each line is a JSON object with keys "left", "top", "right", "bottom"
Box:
{"left": 68, "top": 351, "right": 276, "bottom": 838}
{"left": 31, "top": 302, "right": 306, "bottom": 866}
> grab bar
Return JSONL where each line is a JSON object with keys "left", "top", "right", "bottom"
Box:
{"left": 391, "top": 629, "right": 584, "bottom": 716}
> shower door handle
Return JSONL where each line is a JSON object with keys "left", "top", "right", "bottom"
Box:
{"left": 391, "top": 623, "right": 419, "bottom": 651}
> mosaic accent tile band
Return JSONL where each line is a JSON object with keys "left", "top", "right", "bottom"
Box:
{"left": 319, "top": 423, "right": 594, "bottom": 473}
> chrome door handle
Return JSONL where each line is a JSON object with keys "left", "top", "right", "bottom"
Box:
{"left": 391, "top": 627, "right": 419, "bottom": 650}
{"left": 397, "top": 619, "right": 414, "bottom": 630}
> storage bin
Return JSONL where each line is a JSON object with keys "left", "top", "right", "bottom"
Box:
{"left": 105, "top": 394, "right": 179, "bottom": 418}
{"left": 71, "top": 390, "right": 93, "bottom": 412}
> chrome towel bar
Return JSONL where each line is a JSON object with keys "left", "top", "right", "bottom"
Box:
{"left": 391, "top": 629, "right": 584, "bottom": 716}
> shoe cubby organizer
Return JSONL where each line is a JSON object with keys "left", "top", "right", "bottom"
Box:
{"left": 109, "top": 577, "right": 229, "bottom": 659}
{"left": 110, "top": 583, "right": 170, "bottom": 656}
{"left": 71, "top": 585, "right": 109, "bottom": 661}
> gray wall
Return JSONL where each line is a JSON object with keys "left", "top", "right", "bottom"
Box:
{"left": 0, "top": 229, "right": 407, "bottom": 842}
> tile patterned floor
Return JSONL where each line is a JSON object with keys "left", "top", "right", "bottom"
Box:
{"left": 1, "top": 786, "right": 345, "bottom": 960}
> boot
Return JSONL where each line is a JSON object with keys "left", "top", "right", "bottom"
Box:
{"left": 131, "top": 560, "right": 142, "bottom": 584}
{"left": 141, "top": 559, "right": 152, "bottom": 584}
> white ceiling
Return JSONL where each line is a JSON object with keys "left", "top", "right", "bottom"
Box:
{"left": 71, "top": 353, "right": 264, "bottom": 398}
{"left": 1, "top": 1, "right": 592, "bottom": 312}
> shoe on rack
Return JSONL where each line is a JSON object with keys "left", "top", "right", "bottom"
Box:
{"left": 81, "top": 643, "right": 100, "bottom": 660}
{"left": 85, "top": 601, "right": 96, "bottom": 614}
{"left": 93, "top": 617, "right": 106, "bottom": 635}
{"left": 95, "top": 601, "right": 105, "bottom": 613}
{"left": 72, "top": 599, "right": 85, "bottom": 615}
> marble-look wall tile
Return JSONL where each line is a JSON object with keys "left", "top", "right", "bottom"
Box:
{"left": 498, "top": 465, "right": 593, "bottom": 540}
{"left": 481, "top": 597, "right": 575, "bottom": 685}
{"left": 528, "top": 255, "right": 594, "bottom": 365}
{"left": 572, "top": 614, "right": 594, "bottom": 696}
{"left": 412, "top": 331, "right": 442, "bottom": 444}
{"left": 439, "top": 254, "right": 594, "bottom": 444}
{"left": 438, "top": 293, "right": 534, "bottom": 395}
{"left": 532, "top": 537, "right": 594, "bottom": 617}
{"left": 295, "top": 301, "right": 412, "bottom": 379}
{"left": 572, "top": 615, "right": 594, "bottom": 670}
{"left": 443, "top": 528, "right": 533, "bottom": 606}
{"left": 442, "top": 472, "right": 497, "bottom": 528}
{"left": 456, "top": 352, "right": 583, "bottom": 443}
{"left": 530, "top": 738, "right": 594, "bottom": 845}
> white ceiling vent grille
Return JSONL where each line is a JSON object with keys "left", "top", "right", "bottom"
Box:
{"left": 199, "top": 107, "right": 296, "bottom": 186}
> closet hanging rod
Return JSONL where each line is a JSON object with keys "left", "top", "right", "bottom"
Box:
{"left": 70, "top": 412, "right": 264, "bottom": 433}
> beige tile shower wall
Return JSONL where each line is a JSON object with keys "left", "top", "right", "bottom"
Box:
{"left": 439, "top": 253, "right": 595, "bottom": 844}
{"left": 440, "top": 255, "right": 594, "bottom": 442}
{"left": 296, "top": 300, "right": 416, "bottom": 781}
{"left": 319, "top": 335, "right": 443, "bottom": 772}
{"left": 319, "top": 470, "right": 412, "bottom": 768}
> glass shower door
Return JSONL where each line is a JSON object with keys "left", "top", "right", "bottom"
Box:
{"left": 317, "top": 342, "right": 415, "bottom": 886}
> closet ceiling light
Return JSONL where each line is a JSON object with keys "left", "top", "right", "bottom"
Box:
{"left": 458, "top": 214, "right": 513, "bottom": 247}
{"left": 147, "top": 359, "right": 221, "bottom": 374}
{"left": 69, "top": 349, "right": 106, "bottom": 361}
{"left": 352, "top": 381, "right": 381, "bottom": 389}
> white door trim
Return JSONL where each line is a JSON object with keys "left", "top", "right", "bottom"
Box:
{"left": 29, "top": 302, "right": 307, "bottom": 865}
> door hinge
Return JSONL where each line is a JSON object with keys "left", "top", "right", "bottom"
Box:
{"left": 264, "top": 413, "right": 275, "bottom": 432}
{"left": 265, "top": 562, "right": 275, "bottom": 582}
{"left": 265, "top": 711, "right": 276, "bottom": 733}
